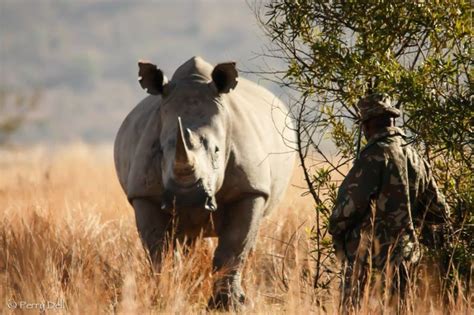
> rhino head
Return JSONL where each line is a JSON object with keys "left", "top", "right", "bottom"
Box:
{"left": 137, "top": 57, "right": 238, "bottom": 212}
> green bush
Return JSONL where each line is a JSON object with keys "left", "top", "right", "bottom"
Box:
{"left": 258, "top": 0, "right": 472, "bottom": 293}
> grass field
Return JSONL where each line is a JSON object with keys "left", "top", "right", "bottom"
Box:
{"left": 0, "top": 144, "right": 470, "bottom": 314}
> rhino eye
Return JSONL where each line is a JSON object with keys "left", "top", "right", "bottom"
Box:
{"left": 212, "top": 146, "right": 220, "bottom": 169}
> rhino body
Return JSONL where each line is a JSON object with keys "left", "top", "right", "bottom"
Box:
{"left": 114, "top": 56, "right": 295, "bottom": 308}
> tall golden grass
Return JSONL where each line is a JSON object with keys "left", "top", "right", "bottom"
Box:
{"left": 0, "top": 144, "right": 470, "bottom": 314}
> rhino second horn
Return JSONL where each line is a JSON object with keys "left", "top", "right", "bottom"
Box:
{"left": 174, "top": 117, "right": 195, "bottom": 171}
{"left": 186, "top": 128, "right": 200, "bottom": 149}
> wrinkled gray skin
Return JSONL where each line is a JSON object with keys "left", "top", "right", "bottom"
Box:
{"left": 114, "top": 56, "right": 295, "bottom": 309}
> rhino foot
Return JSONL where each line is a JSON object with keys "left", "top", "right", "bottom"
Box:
{"left": 207, "top": 291, "right": 246, "bottom": 311}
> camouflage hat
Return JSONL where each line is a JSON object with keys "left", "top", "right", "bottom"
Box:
{"left": 357, "top": 93, "right": 400, "bottom": 122}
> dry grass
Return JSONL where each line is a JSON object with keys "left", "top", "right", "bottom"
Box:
{"left": 0, "top": 144, "right": 470, "bottom": 314}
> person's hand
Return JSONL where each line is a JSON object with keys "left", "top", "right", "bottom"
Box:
{"left": 333, "top": 238, "right": 346, "bottom": 261}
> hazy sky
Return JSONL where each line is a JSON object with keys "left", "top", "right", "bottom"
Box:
{"left": 1, "top": 0, "right": 281, "bottom": 144}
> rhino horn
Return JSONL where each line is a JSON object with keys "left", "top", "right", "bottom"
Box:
{"left": 174, "top": 117, "right": 195, "bottom": 171}
{"left": 186, "top": 128, "right": 200, "bottom": 149}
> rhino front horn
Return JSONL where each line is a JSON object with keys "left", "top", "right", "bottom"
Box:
{"left": 174, "top": 117, "right": 195, "bottom": 174}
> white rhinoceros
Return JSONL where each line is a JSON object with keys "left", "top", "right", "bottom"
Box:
{"left": 114, "top": 56, "right": 295, "bottom": 309}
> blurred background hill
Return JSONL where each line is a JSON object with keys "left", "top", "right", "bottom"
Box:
{"left": 0, "top": 0, "right": 272, "bottom": 144}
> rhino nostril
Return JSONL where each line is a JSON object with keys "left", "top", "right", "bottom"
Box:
{"left": 204, "top": 195, "right": 217, "bottom": 212}
{"left": 161, "top": 193, "right": 175, "bottom": 213}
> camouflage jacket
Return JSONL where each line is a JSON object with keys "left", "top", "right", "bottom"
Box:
{"left": 329, "top": 127, "right": 449, "bottom": 268}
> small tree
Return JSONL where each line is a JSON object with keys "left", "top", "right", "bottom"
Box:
{"left": 257, "top": 0, "right": 472, "bottom": 294}
{"left": 0, "top": 88, "right": 41, "bottom": 145}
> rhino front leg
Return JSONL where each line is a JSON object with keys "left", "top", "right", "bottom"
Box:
{"left": 208, "top": 195, "right": 265, "bottom": 310}
{"left": 132, "top": 198, "right": 172, "bottom": 270}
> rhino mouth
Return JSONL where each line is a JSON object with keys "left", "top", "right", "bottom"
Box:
{"left": 161, "top": 179, "right": 217, "bottom": 212}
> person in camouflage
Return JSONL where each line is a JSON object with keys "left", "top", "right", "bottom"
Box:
{"left": 328, "top": 93, "right": 450, "bottom": 310}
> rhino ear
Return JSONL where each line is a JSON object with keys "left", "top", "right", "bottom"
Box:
{"left": 212, "top": 62, "right": 238, "bottom": 93}
{"left": 138, "top": 60, "right": 168, "bottom": 95}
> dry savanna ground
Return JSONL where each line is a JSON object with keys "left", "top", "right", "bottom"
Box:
{"left": 0, "top": 144, "right": 470, "bottom": 314}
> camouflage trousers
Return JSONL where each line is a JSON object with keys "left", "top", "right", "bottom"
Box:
{"left": 339, "top": 258, "right": 415, "bottom": 313}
